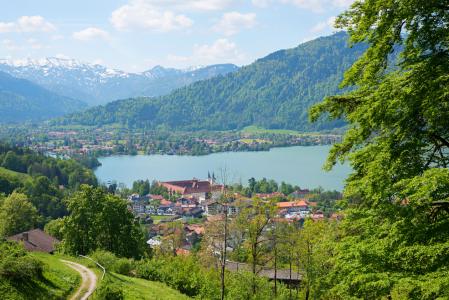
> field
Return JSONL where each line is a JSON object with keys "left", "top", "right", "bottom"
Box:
{"left": 238, "top": 139, "right": 270, "bottom": 144}
{"left": 106, "top": 272, "right": 191, "bottom": 300}
{"left": 147, "top": 215, "right": 170, "bottom": 224}
{"left": 221, "top": 125, "right": 301, "bottom": 135}
{"left": 55, "top": 254, "right": 191, "bottom": 300}
{"left": 0, "top": 252, "right": 81, "bottom": 300}
{"left": 0, "top": 167, "right": 32, "bottom": 182}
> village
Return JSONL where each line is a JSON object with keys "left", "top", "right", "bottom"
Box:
{"left": 125, "top": 173, "right": 344, "bottom": 261}
{"left": 0, "top": 125, "right": 342, "bottom": 158}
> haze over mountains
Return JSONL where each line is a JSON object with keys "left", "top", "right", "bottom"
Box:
{"left": 0, "top": 58, "right": 239, "bottom": 106}
{"left": 0, "top": 71, "right": 88, "bottom": 121}
{"left": 58, "top": 32, "right": 384, "bottom": 132}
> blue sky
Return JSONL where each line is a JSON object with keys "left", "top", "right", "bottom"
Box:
{"left": 1, "top": 0, "right": 354, "bottom": 72}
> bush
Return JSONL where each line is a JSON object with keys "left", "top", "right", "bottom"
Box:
{"left": 97, "top": 282, "right": 124, "bottom": 300}
{"left": 113, "top": 258, "right": 130, "bottom": 275}
{"left": 0, "top": 240, "right": 45, "bottom": 281}
{"left": 90, "top": 250, "right": 117, "bottom": 272}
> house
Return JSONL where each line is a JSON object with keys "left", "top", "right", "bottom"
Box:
{"left": 157, "top": 205, "right": 171, "bottom": 214}
{"left": 5, "top": 229, "right": 60, "bottom": 254}
{"left": 145, "top": 205, "right": 156, "bottom": 214}
{"left": 200, "top": 200, "right": 218, "bottom": 215}
{"left": 291, "top": 190, "right": 310, "bottom": 198}
{"left": 132, "top": 202, "right": 146, "bottom": 213}
{"left": 276, "top": 201, "right": 309, "bottom": 212}
{"left": 159, "top": 177, "right": 224, "bottom": 201}
{"left": 183, "top": 207, "right": 204, "bottom": 220}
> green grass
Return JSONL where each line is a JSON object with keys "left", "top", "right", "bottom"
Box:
{"left": 222, "top": 125, "right": 301, "bottom": 135}
{"left": 239, "top": 139, "right": 270, "bottom": 144}
{"left": 54, "top": 254, "right": 191, "bottom": 300}
{"left": 0, "top": 167, "right": 32, "bottom": 182}
{"left": 147, "top": 215, "right": 170, "bottom": 224}
{"left": 0, "top": 252, "right": 81, "bottom": 300}
{"left": 106, "top": 272, "right": 191, "bottom": 300}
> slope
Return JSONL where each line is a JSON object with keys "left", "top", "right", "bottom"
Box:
{"left": 0, "top": 71, "right": 88, "bottom": 122}
{"left": 57, "top": 32, "right": 400, "bottom": 132}
{"left": 132, "top": 64, "right": 240, "bottom": 97}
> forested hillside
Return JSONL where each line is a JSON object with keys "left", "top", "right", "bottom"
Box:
{"left": 0, "top": 71, "right": 88, "bottom": 122}
{"left": 131, "top": 64, "right": 240, "bottom": 97}
{"left": 0, "top": 141, "right": 97, "bottom": 229}
{"left": 56, "top": 32, "right": 390, "bottom": 132}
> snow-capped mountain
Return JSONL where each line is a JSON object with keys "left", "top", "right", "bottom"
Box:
{"left": 0, "top": 58, "right": 238, "bottom": 106}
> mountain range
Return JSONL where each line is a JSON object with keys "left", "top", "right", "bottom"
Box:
{"left": 0, "top": 58, "right": 239, "bottom": 106}
{"left": 57, "top": 32, "right": 391, "bottom": 132}
{"left": 0, "top": 71, "right": 88, "bottom": 122}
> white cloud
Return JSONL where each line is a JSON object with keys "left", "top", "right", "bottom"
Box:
{"left": 311, "top": 16, "right": 337, "bottom": 32}
{"left": 252, "top": 0, "right": 270, "bottom": 7}
{"left": 51, "top": 35, "right": 64, "bottom": 40}
{"left": 27, "top": 38, "right": 38, "bottom": 44}
{"left": 56, "top": 53, "right": 70, "bottom": 59}
{"left": 194, "top": 39, "right": 244, "bottom": 62}
{"left": 5, "top": 55, "right": 12, "bottom": 59}
{"left": 2, "top": 39, "right": 13, "bottom": 45}
{"left": 7, "top": 45, "right": 25, "bottom": 50}
{"left": 0, "top": 15, "right": 57, "bottom": 33}
{"left": 212, "top": 12, "right": 259, "bottom": 36}
{"left": 128, "top": 0, "right": 245, "bottom": 13}
{"left": 278, "top": 0, "right": 355, "bottom": 13}
{"left": 300, "top": 36, "right": 317, "bottom": 44}
{"left": 72, "top": 27, "right": 116, "bottom": 41}
{"left": 92, "top": 59, "right": 103, "bottom": 65}
{"left": 311, "top": 22, "right": 326, "bottom": 32}
{"left": 32, "top": 44, "right": 51, "bottom": 50}
{"left": 110, "top": 5, "right": 194, "bottom": 33}
{"left": 167, "top": 54, "right": 187, "bottom": 62}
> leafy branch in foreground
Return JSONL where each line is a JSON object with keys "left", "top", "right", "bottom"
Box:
{"left": 309, "top": 0, "right": 449, "bottom": 298}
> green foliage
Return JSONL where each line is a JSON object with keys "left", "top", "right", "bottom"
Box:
{"left": 0, "top": 191, "right": 37, "bottom": 238}
{"left": 309, "top": 0, "right": 449, "bottom": 298}
{"left": 0, "top": 71, "right": 87, "bottom": 122}
{"left": 0, "top": 251, "right": 81, "bottom": 300}
{"left": 43, "top": 218, "right": 64, "bottom": 240}
{"left": 135, "top": 255, "right": 292, "bottom": 300}
{"left": 132, "top": 64, "right": 239, "bottom": 97}
{"left": 57, "top": 32, "right": 379, "bottom": 132}
{"left": 97, "top": 282, "right": 124, "bottom": 300}
{"left": 0, "top": 240, "right": 44, "bottom": 281}
{"left": 60, "top": 185, "right": 147, "bottom": 259}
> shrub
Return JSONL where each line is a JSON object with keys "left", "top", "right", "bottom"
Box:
{"left": 113, "top": 258, "right": 130, "bottom": 275}
{"left": 97, "top": 282, "right": 124, "bottom": 300}
{"left": 0, "top": 240, "right": 45, "bottom": 281}
{"left": 90, "top": 250, "right": 117, "bottom": 272}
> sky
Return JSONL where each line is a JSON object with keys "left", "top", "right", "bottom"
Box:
{"left": 0, "top": 0, "right": 354, "bottom": 73}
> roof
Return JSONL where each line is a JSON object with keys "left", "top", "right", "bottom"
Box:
{"left": 276, "top": 201, "right": 309, "bottom": 208}
{"left": 225, "top": 261, "right": 302, "bottom": 281}
{"left": 159, "top": 180, "right": 224, "bottom": 196}
{"left": 5, "top": 229, "right": 60, "bottom": 254}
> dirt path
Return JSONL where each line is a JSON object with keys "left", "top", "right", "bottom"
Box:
{"left": 60, "top": 259, "right": 97, "bottom": 300}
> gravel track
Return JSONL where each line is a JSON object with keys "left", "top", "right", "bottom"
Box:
{"left": 60, "top": 260, "right": 97, "bottom": 300}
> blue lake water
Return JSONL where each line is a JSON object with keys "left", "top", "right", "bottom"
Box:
{"left": 94, "top": 145, "right": 351, "bottom": 192}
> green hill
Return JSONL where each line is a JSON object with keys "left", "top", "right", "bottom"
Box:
{"left": 56, "top": 32, "right": 399, "bottom": 132}
{"left": 131, "top": 64, "right": 240, "bottom": 98}
{"left": 0, "top": 252, "right": 81, "bottom": 300}
{"left": 0, "top": 71, "right": 88, "bottom": 122}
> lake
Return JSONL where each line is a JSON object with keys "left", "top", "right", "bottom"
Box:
{"left": 94, "top": 145, "right": 351, "bottom": 192}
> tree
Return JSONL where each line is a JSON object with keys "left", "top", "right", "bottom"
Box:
{"left": 198, "top": 165, "right": 239, "bottom": 300}
{"left": 235, "top": 197, "right": 278, "bottom": 295}
{"left": 0, "top": 191, "right": 37, "bottom": 238}
{"left": 60, "top": 185, "right": 146, "bottom": 259}
{"left": 44, "top": 218, "right": 63, "bottom": 240}
{"left": 154, "top": 220, "right": 185, "bottom": 258}
{"left": 309, "top": 1, "right": 449, "bottom": 298}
